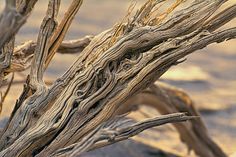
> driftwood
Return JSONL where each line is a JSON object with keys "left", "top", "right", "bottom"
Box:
{"left": 0, "top": 0, "right": 235, "bottom": 156}
{"left": 119, "top": 82, "right": 227, "bottom": 157}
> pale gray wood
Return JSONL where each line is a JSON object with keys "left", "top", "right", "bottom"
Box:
{"left": 0, "top": 0, "right": 235, "bottom": 156}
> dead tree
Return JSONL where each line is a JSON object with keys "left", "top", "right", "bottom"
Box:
{"left": 0, "top": 0, "right": 235, "bottom": 156}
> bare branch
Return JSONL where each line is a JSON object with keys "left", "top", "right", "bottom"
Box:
{"left": 0, "top": 73, "right": 14, "bottom": 114}
{"left": 52, "top": 113, "right": 195, "bottom": 157}
{"left": 0, "top": 0, "right": 25, "bottom": 49}
{"left": 0, "top": 0, "right": 38, "bottom": 88}
{"left": 204, "top": 4, "right": 236, "bottom": 32}
{"left": 29, "top": 0, "right": 60, "bottom": 90}
{"left": 0, "top": 0, "right": 38, "bottom": 49}
{"left": 0, "top": 0, "right": 235, "bottom": 156}
{"left": 16, "top": 0, "right": 38, "bottom": 16}
{"left": 58, "top": 35, "right": 93, "bottom": 54}
{"left": 45, "top": 0, "right": 83, "bottom": 68}
{"left": 0, "top": 40, "right": 15, "bottom": 86}
{"left": 118, "top": 81, "right": 227, "bottom": 157}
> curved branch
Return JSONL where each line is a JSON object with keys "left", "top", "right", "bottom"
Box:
{"left": 52, "top": 113, "right": 195, "bottom": 157}
{"left": 117, "top": 82, "right": 227, "bottom": 157}
{"left": 0, "top": 0, "right": 235, "bottom": 156}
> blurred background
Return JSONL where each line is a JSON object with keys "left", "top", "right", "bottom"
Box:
{"left": 0, "top": 0, "right": 235, "bottom": 156}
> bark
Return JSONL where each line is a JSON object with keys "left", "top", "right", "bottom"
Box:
{"left": 0, "top": 0, "right": 235, "bottom": 156}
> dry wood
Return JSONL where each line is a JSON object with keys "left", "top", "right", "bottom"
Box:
{"left": 0, "top": 0, "right": 38, "bottom": 71}
{"left": 119, "top": 82, "right": 227, "bottom": 157}
{"left": 7, "top": 2, "right": 236, "bottom": 75}
{"left": 0, "top": 0, "right": 235, "bottom": 157}
{"left": 0, "top": 0, "right": 38, "bottom": 115}
{"left": 52, "top": 113, "right": 195, "bottom": 157}
{"left": 6, "top": 35, "right": 93, "bottom": 73}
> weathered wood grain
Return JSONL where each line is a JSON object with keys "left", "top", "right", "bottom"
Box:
{"left": 0, "top": 0, "right": 38, "bottom": 71}
{"left": 119, "top": 82, "right": 227, "bottom": 157}
{"left": 0, "top": 0, "right": 235, "bottom": 156}
{"left": 51, "top": 113, "right": 194, "bottom": 157}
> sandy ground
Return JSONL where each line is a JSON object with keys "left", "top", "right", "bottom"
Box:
{"left": 0, "top": 0, "right": 235, "bottom": 156}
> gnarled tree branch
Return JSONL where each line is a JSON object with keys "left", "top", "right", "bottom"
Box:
{"left": 118, "top": 81, "right": 227, "bottom": 157}
{"left": 52, "top": 113, "right": 195, "bottom": 157}
{"left": 0, "top": 0, "right": 235, "bottom": 156}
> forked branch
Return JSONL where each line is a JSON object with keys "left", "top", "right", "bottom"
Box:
{"left": 0, "top": 0, "right": 235, "bottom": 157}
